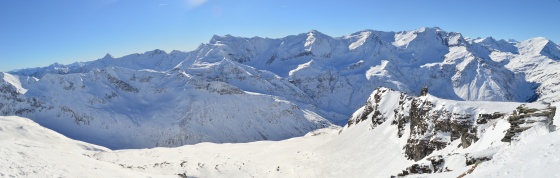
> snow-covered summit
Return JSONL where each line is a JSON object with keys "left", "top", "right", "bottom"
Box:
{"left": 472, "top": 37, "right": 518, "bottom": 53}
{"left": 11, "top": 49, "right": 189, "bottom": 78}
{"left": 517, "top": 37, "right": 560, "bottom": 60}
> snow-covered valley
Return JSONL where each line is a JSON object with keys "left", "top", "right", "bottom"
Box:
{"left": 1, "top": 27, "right": 560, "bottom": 177}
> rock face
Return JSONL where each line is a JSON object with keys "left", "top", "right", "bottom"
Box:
{"left": 501, "top": 104, "right": 556, "bottom": 142}
{"left": 345, "top": 87, "right": 556, "bottom": 177}
{"left": 346, "top": 88, "right": 388, "bottom": 128}
{"left": 399, "top": 88, "right": 481, "bottom": 161}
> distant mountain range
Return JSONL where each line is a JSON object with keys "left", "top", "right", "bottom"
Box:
{"left": 1, "top": 27, "right": 560, "bottom": 149}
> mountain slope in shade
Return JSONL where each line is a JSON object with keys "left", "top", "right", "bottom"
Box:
{"left": 2, "top": 67, "right": 332, "bottom": 149}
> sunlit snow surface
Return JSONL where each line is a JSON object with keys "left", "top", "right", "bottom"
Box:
{"left": 2, "top": 97, "right": 559, "bottom": 178}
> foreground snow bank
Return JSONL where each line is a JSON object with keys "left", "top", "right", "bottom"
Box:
{"left": 0, "top": 116, "right": 154, "bottom": 177}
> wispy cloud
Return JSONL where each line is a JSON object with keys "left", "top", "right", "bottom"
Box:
{"left": 186, "top": 0, "right": 208, "bottom": 9}
{"left": 159, "top": 3, "right": 167, "bottom": 6}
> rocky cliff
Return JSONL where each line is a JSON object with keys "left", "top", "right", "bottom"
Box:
{"left": 344, "top": 87, "right": 556, "bottom": 177}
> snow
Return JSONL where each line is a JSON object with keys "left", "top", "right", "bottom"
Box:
{"left": 0, "top": 116, "right": 155, "bottom": 177}
{"left": 5, "top": 66, "right": 333, "bottom": 149}
{"left": 517, "top": 37, "right": 560, "bottom": 59}
{"left": 348, "top": 31, "right": 371, "bottom": 50}
{"left": 365, "top": 60, "right": 389, "bottom": 80}
{"left": 1, "top": 72, "right": 27, "bottom": 94}
{"left": 8, "top": 27, "right": 555, "bottom": 123}
{"left": 467, "top": 127, "right": 560, "bottom": 178}
{"left": 0, "top": 114, "right": 411, "bottom": 178}
{"left": 1, "top": 27, "right": 560, "bottom": 177}
{"left": 1, "top": 99, "right": 559, "bottom": 177}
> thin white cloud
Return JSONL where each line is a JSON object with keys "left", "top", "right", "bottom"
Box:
{"left": 186, "top": 0, "right": 208, "bottom": 9}
{"left": 159, "top": 3, "right": 167, "bottom": 6}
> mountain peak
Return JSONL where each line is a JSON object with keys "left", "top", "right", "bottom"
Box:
{"left": 145, "top": 49, "right": 166, "bottom": 56}
{"left": 306, "top": 29, "right": 327, "bottom": 37}
{"left": 304, "top": 30, "right": 332, "bottom": 57}
{"left": 417, "top": 27, "right": 444, "bottom": 33}
{"left": 209, "top": 34, "right": 235, "bottom": 44}
{"left": 473, "top": 36, "right": 518, "bottom": 53}
{"left": 474, "top": 36, "right": 496, "bottom": 43}
{"left": 518, "top": 37, "right": 560, "bottom": 60}
{"left": 102, "top": 53, "right": 114, "bottom": 59}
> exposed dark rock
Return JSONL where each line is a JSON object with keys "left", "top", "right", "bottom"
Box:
{"left": 466, "top": 155, "right": 492, "bottom": 166}
{"left": 177, "top": 173, "right": 187, "bottom": 178}
{"left": 59, "top": 106, "right": 92, "bottom": 125}
{"left": 195, "top": 82, "right": 244, "bottom": 95}
{"left": 428, "top": 155, "right": 446, "bottom": 173}
{"left": 347, "top": 88, "right": 389, "bottom": 127}
{"left": 393, "top": 92, "right": 412, "bottom": 138}
{"left": 404, "top": 93, "right": 478, "bottom": 161}
{"left": 501, "top": 104, "right": 556, "bottom": 142}
{"left": 352, "top": 87, "right": 557, "bottom": 178}
{"left": 408, "top": 163, "right": 431, "bottom": 174}
{"left": 419, "top": 87, "right": 429, "bottom": 96}
{"left": 477, "top": 112, "right": 504, "bottom": 124}
{"left": 106, "top": 74, "right": 139, "bottom": 93}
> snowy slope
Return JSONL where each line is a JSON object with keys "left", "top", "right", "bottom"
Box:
{"left": 2, "top": 88, "right": 558, "bottom": 177}
{"left": 0, "top": 72, "right": 28, "bottom": 94}
{"left": 4, "top": 67, "right": 331, "bottom": 149}
{"left": 0, "top": 116, "right": 157, "bottom": 177}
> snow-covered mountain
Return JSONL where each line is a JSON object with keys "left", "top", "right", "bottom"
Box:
{"left": 2, "top": 27, "right": 560, "bottom": 150}
{"left": 1, "top": 67, "right": 331, "bottom": 149}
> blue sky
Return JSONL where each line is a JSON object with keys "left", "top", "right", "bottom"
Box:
{"left": 1, "top": 0, "right": 559, "bottom": 71}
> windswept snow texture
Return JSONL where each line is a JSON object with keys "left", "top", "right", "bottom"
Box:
{"left": 2, "top": 27, "right": 560, "bottom": 150}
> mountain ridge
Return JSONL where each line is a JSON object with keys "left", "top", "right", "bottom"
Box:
{"left": 2, "top": 27, "right": 560, "bottom": 149}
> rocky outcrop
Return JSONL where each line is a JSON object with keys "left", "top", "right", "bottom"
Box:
{"left": 400, "top": 88, "right": 481, "bottom": 161}
{"left": 501, "top": 103, "right": 556, "bottom": 142}
{"left": 395, "top": 155, "right": 447, "bottom": 177}
{"left": 476, "top": 112, "right": 504, "bottom": 124}
{"left": 346, "top": 87, "right": 557, "bottom": 178}
{"left": 346, "top": 88, "right": 388, "bottom": 127}
{"left": 403, "top": 98, "right": 555, "bottom": 162}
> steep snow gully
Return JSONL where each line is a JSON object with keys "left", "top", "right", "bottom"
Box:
{"left": 1, "top": 27, "right": 560, "bottom": 177}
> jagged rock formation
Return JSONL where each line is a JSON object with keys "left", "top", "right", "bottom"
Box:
{"left": 344, "top": 87, "right": 556, "bottom": 177}
{"left": 501, "top": 104, "right": 556, "bottom": 142}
